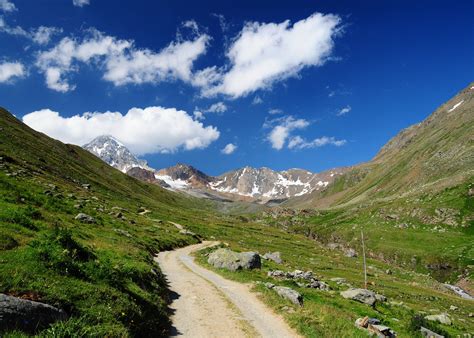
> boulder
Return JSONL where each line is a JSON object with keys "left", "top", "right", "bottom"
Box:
{"left": 274, "top": 286, "right": 303, "bottom": 306}
{"left": 340, "top": 288, "right": 386, "bottom": 306}
{"left": 74, "top": 213, "right": 96, "bottom": 224}
{"left": 344, "top": 248, "right": 358, "bottom": 258}
{"left": 425, "top": 313, "right": 451, "bottom": 325}
{"left": 0, "top": 293, "right": 67, "bottom": 333}
{"left": 263, "top": 252, "right": 283, "bottom": 264}
{"left": 207, "top": 248, "right": 261, "bottom": 271}
{"left": 420, "top": 327, "right": 444, "bottom": 338}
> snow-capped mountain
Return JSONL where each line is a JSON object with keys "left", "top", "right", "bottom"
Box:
{"left": 83, "top": 135, "right": 149, "bottom": 173}
{"left": 209, "top": 167, "right": 346, "bottom": 200}
{"left": 82, "top": 135, "right": 346, "bottom": 202}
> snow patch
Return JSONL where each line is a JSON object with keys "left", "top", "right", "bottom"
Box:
{"left": 448, "top": 100, "right": 464, "bottom": 112}
{"left": 154, "top": 175, "right": 189, "bottom": 189}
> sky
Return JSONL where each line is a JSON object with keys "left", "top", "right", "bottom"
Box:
{"left": 0, "top": 0, "right": 473, "bottom": 176}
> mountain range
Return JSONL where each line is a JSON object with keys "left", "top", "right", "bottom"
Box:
{"left": 83, "top": 136, "right": 347, "bottom": 203}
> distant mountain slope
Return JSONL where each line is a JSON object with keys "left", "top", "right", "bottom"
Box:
{"left": 289, "top": 82, "right": 474, "bottom": 208}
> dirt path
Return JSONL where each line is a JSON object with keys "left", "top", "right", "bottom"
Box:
{"left": 155, "top": 241, "right": 300, "bottom": 338}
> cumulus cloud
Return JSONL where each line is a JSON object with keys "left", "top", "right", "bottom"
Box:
{"left": 0, "top": 0, "right": 16, "bottom": 12}
{"left": 73, "top": 0, "right": 90, "bottom": 7}
{"left": 22, "top": 106, "right": 220, "bottom": 155}
{"left": 0, "top": 17, "right": 62, "bottom": 45}
{"left": 36, "top": 28, "right": 209, "bottom": 92}
{"left": 0, "top": 61, "right": 25, "bottom": 82}
{"left": 336, "top": 105, "right": 351, "bottom": 116}
{"left": 288, "top": 135, "right": 346, "bottom": 149}
{"left": 221, "top": 143, "right": 237, "bottom": 155}
{"left": 197, "top": 12, "right": 341, "bottom": 98}
{"left": 265, "top": 115, "right": 309, "bottom": 150}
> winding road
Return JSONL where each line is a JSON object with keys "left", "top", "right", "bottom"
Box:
{"left": 155, "top": 241, "right": 300, "bottom": 338}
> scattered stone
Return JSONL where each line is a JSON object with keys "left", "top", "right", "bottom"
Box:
{"left": 344, "top": 248, "right": 357, "bottom": 258}
{"left": 207, "top": 248, "right": 261, "bottom": 271}
{"left": 81, "top": 183, "right": 91, "bottom": 189}
{"left": 264, "top": 282, "right": 275, "bottom": 289}
{"left": 330, "top": 277, "right": 347, "bottom": 284}
{"left": 355, "top": 316, "right": 396, "bottom": 337}
{"left": 386, "top": 269, "right": 392, "bottom": 275}
{"left": 443, "top": 283, "right": 474, "bottom": 300}
{"left": 340, "top": 288, "right": 386, "bottom": 306}
{"left": 263, "top": 252, "right": 283, "bottom": 264}
{"left": 449, "top": 305, "right": 458, "bottom": 311}
{"left": 268, "top": 269, "right": 330, "bottom": 291}
{"left": 179, "top": 229, "right": 197, "bottom": 237}
{"left": 274, "top": 286, "right": 303, "bottom": 306}
{"left": 424, "top": 313, "right": 451, "bottom": 325}
{"left": 420, "top": 327, "right": 444, "bottom": 338}
{"left": 398, "top": 223, "right": 409, "bottom": 229}
{"left": 74, "top": 213, "right": 96, "bottom": 224}
{"left": 0, "top": 293, "right": 67, "bottom": 333}
{"left": 114, "top": 228, "right": 132, "bottom": 238}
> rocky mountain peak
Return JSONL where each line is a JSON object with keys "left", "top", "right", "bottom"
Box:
{"left": 83, "top": 135, "right": 148, "bottom": 173}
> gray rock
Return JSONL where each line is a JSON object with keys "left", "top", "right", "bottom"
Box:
{"left": 179, "top": 229, "right": 197, "bottom": 237}
{"left": 425, "top": 313, "right": 451, "bottom": 325}
{"left": 263, "top": 252, "right": 283, "bottom": 264}
{"left": 274, "top": 286, "right": 303, "bottom": 306}
{"left": 267, "top": 270, "right": 286, "bottom": 278}
{"left": 340, "top": 288, "right": 386, "bottom": 306}
{"left": 344, "top": 248, "right": 357, "bottom": 258}
{"left": 420, "top": 327, "right": 444, "bottom": 338}
{"left": 74, "top": 213, "right": 96, "bottom": 223}
{"left": 207, "top": 248, "right": 261, "bottom": 271}
{"left": 0, "top": 293, "right": 67, "bottom": 333}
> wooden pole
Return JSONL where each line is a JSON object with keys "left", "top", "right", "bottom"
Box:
{"left": 361, "top": 229, "right": 367, "bottom": 289}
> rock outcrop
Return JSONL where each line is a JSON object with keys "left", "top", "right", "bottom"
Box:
{"left": 0, "top": 293, "right": 67, "bottom": 333}
{"left": 340, "top": 288, "right": 386, "bottom": 306}
{"left": 207, "top": 248, "right": 261, "bottom": 271}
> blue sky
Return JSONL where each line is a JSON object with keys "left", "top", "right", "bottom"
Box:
{"left": 0, "top": 0, "right": 472, "bottom": 175}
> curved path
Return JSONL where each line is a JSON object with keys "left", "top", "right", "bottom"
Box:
{"left": 155, "top": 241, "right": 300, "bottom": 338}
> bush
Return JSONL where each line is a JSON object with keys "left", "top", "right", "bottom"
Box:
{"left": 30, "top": 227, "right": 95, "bottom": 278}
{"left": 0, "top": 207, "right": 38, "bottom": 230}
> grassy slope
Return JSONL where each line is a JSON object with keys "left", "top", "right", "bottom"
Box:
{"left": 278, "top": 83, "right": 474, "bottom": 281}
{"left": 0, "top": 108, "right": 219, "bottom": 336}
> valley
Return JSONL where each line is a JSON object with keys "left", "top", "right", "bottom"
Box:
{"left": 0, "top": 82, "right": 473, "bottom": 337}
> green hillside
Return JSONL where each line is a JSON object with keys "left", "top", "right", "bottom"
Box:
{"left": 275, "top": 83, "right": 473, "bottom": 282}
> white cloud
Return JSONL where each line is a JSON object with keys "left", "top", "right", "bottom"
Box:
{"left": 0, "top": 61, "right": 25, "bottom": 82}
{"left": 205, "top": 102, "right": 227, "bottom": 113}
{"left": 221, "top": 143, "right": 237, "bottom": 155}
{"left": 32, "top": 26, "right": 63, "bottom": 45}
{"left": 0, "top": 17, "right": 61, "bottom": 45}
{"left": 268, "top": 108, "right": 283, "bottom": 115}
{"left": 265, "top": 115, "right": 309, "bottom": 150}
{"left": 198, "top": 12, "right": 341, "bottom": 98}
{"left": 336, "top": 105, "right": 351, "bottom": 116}
{"left": 36, "top": 29, "right": 209, "bottom": 92}
{"left": 73, "top": 0, "right": 90, "bottom": 7}
{"left": 288, "top": 135, "right": 346, "bottom": 149}
{"left": 0, "top": 0, "right": 16, "bottom": 12}
{"left": 22, "top": 106, "right": 220, "bottom": 155}
{"left": 252, "top": 95, "right": 263, "bottom": 105}
{"left": 193, "top": 110, "right": 204, "bottom": 120}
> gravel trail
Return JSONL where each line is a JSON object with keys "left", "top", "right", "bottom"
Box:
{"left": 155, "top": 241, "right": 300, "bottom": 338}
